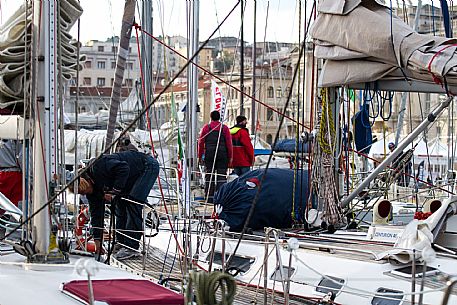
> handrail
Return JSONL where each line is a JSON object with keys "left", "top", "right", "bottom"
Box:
{"left": 440, "top": 276, "right": 457, "bottom": 305}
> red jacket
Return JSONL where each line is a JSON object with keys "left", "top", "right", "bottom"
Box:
{"left": 229, "top": 125, "right": 254, "bottom": 167}
{"left": 198, "top": 121, "right": 233, "bottom": 160}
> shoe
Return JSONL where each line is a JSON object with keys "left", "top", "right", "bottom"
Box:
{"left": 111, "top": 243, "right": 123, "bottom": 254}
{"left": 113, "top": 248, "right": 140, "bottom": 260}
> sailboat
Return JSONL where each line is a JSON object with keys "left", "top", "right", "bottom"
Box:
{"left": 114, "top": 1, "right": 457, "bottom": 304}
{"left": 0, "top": 1, "right": 184, "bottom": 304}
{"left": 1, "top": 0, "right": 457, "bottom": 304}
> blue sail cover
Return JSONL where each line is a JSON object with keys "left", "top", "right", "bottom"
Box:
{"left": 272, "top": 139, "right": 310, "bottom": 153}
{"left": 214, "top": 168, "right": 309, "bottom": 232}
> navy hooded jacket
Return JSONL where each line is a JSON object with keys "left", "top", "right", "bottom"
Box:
{"left": 85, "top": 150, "right": 152, "bottom": 240}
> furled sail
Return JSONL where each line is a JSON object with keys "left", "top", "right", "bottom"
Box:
{"left": 0, "top": 0, "right": 84, "bottom": 109}
{"left": 311, "top": 0, "right": 457, "bottom": 87}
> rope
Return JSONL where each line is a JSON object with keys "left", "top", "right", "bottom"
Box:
{"left": 186, "top": 271, "right": 236, "bottom": 305}
{"left": 426, "top": 43, "right": 457, "bottom": 94}
{"left": 318, "top": 88, "right": 336, "bottom": 154}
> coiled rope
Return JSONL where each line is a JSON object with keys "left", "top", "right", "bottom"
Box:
{"left": 186, "top": 271, "right": 236, "bottom": 305}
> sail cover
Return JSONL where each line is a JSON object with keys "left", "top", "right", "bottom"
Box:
{"left": 311, "top": 0, "right": 457, "bottom": 87}
{"left": 214, "top": 168, "right": 309, "bottom": 232}
{"left": 61, "top": 279, "right": 184, "bottom": 305}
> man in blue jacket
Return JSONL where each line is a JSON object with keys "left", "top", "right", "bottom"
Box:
{"left": 73, "top": 150, "right": 159, "bottom": 260}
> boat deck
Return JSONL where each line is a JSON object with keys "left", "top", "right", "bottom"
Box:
{"left": 112, "top": 245, "right": 321, "bottom": 305}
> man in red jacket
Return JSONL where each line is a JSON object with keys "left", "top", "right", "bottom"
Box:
{"left": 230, "top": 115, "right": 254, "bottom": 176}
{"left": 198, "top": 111, "right": 233, "bottom": 203}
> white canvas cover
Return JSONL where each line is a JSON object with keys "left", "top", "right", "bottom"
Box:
{"left": 311, "top": 0, "right": 457, "bottom": 87}
{"left": 0, "top": 0, "right": 84, "bottom": 108}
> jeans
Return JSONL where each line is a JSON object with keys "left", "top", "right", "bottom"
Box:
{"left": 116, "top": 155, "right": 159, "bottom": 250}
{"left": 233, "top": 167, "right": 250, "bottom": 177}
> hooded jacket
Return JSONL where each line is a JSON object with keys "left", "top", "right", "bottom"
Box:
{"left": 229, "top": 124, "right": 254, "bottom": 167}
{"left": 85, "top": 150, "right": 152, "bottom": 240}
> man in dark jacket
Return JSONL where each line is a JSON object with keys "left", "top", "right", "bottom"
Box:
{"left": 198, "top": 110, "right": 233, "bottom": 203}
{"left": 230, "top": 115, "right": 254, "bottom": 176}
{"left": 73, "top": 150, "right": 159, "bottom": 260}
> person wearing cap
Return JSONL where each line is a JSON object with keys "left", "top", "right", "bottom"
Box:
{"left": 198, "top": 110, "right": 233, "bottom": 203}
{"left": 230, "top": 115, "right": 254, "bottom": 176}
{"left": 388, "top": 142, "right": 395, "bottom": 152}
{"left": 70, "top": 150, "right": 159, "bottom": 260}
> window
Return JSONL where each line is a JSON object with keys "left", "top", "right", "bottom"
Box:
{"left": 97, "top": 77, "right": 105, "bottom": 87}
{"left": 276, "top": 88, "right": 282, "bottom": 98}
{"left": 267, "top": 108, "right": 274, "bottom": 121}
{"left": 111, "top": 61, "right": 116, "bottom": 69}
{"left": 83, "top": 77, "right": 91, "bottom": 86}
{"left": 267, "top": 86, "right": 274, "bottom": 98}
{"left": 84, "top": 61, "right": 92, "bottom": 68}
{"left": 266, "top": 134, "right": 273, "bottom": 144}
{"left": 111, "top": 46, "right": 118, "bottom": 53}
{"left": 270, "top": 266, "right": 295, "bottom": 281}
{"left": 79, "top": 106, "right": 87, "bottom": 113}
{"left": 371, "top": 288, "right": 403, "bottom": 305}
{"left": 315, "top": 276, "right": 345, "bottom": 295}
{"left": 212, "top": 252, "right": 254, "bottom": 274}
{"left": 111, "top": 78, "right": 114, "bottom": 86}
{"left": 436, "top": 126, "right": 442, "bottom": 136}
{"left": 129, "top": 47, "right": 132, "bottom": 53}
{"left": 127, "top": 62, "right": 134, "bottom": 70}
{"left": 97, "top": 61, "right": 106, "bottom": 69}
{"left": 98, "top": 45, "right": 104, "bottom": 52}
{"left": 391, "top": 265, "right": 439, "bottom": 278}
{"left": 124, "top": 79, "right": 133, "bottom": 87}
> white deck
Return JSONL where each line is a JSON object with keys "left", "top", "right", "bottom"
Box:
{"left": 0, "top": 251, "right": 143, "bottom": 305}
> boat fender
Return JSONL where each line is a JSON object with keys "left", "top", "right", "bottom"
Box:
{"left": 75, "top": 207, "right": 96, "bottom": 252}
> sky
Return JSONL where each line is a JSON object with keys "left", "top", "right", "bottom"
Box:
{"left": 0, "top": 0, "right": 310, "bottom": 44}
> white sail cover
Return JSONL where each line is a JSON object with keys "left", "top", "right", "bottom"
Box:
{"left": 0, "top": 0, "right": 84, "bottom": 108}
{"left": 311, "top": 0, "right": 457, "bottom": 87}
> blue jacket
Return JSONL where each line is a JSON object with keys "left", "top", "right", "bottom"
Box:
{"left": 86, "top": 151, "right": 152, "bottom": 239}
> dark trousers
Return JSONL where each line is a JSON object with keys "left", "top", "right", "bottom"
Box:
{"left": 116, "top": 156, "right": 159, "bottom": 249}
{"left": 204, "top": 156, "right": 228, "bottom": 203}
{"left": 233, "top": 166, "right": 250, "bottom": 177}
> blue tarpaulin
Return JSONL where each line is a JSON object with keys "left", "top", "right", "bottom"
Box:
{"left": 272, "top": 139, "right": 310, "bottom": 153}
{"left": 214, "top": 168, "right": 309, "bottom": 232}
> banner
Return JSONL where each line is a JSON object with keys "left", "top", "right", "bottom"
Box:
{"left": 211, "top": 80, "right": 227, "bottom": 120}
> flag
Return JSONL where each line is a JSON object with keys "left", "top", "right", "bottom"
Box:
{"left": 171, "top": 88, "right": 184, "bottom": 184}
{"left": 256, "top": 119, "right": 262, "bottom": 131}
{"left": 211, "top": 80, "right": 227, "bottom": 120}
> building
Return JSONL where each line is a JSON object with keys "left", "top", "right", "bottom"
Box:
{"left": 67, "top": 36, "right": 140, "bottom": 114}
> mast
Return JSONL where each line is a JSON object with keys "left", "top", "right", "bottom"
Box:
{"left": 31, "top": 0, "right": 55, "bottom": 254}
{"left": 187, "top": 0, "right": 199, "bottom": 175}
{"left": 105, "top": 0, "right": 136, "bottom": 149}
{"left": 251, "top": 1, "right": 257, "bottom": 132}
{"left": 240, "top": 0, "right": 245, "bottom": 115}
{"left": 141, "top": 0, "right": 153, "bottom": 130}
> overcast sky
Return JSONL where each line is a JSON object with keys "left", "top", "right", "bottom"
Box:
{"left": 0, "top": 0, "right": 311, "bottom": 44}
{"left": 0, "top": 1, "right": 444, "bottom": 45}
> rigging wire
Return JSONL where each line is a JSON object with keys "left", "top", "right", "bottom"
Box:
{"left": 225, "top": 1, "right": 316, "bottom": 269}
{"left": 136, "top": 27, "right": 310, "bottom": 131}
{"left": 0, "top": 1, "right": 242, "bottom": 261}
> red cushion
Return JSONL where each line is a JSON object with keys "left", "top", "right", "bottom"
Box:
{"left": 62, "top": 279, "right": 184, "bottom": 305}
